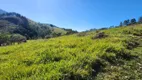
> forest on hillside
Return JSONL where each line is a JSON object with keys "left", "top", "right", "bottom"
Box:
{"left": 0, "top": 12, "right": 77, "bottom": 46}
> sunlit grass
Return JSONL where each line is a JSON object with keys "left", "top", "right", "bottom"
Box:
{"left": 0, "top": 25, "right": 142, "bottom": 80}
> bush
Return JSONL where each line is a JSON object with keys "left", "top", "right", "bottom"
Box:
{"left": 123, "top": 29, "right": 142, "bottom": 36}
{"left": 77, "top": 32, "right": 87, "bottom": 37}
{"left": 0, "top": 33, "right": 10, "bottom": 46}
{"left": 92, "top": 32, "right": 108, "bottom": 39}
{"left": 45, "top": 35, "right": 53, "bottom": 39}
{"left": 124, "top": 38, "right": 139, "bottom": 50}
{"left": 0, "top": 33, "right": 27, "bottom": 46}
{"left": 10, "top": 34, "right": 27, "bottom": 44}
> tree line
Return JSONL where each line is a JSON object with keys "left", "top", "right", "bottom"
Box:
{"left": 85, "top": 16, "right": 142, "bottom": 32}
{"left": 119, "top": 16, "right": 142, "bottom": 26}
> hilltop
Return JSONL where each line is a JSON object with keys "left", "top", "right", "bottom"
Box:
{"left": 0, "top": 24, "right": 142, "bottom": 80}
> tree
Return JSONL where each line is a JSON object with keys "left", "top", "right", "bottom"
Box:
{"left": 65, "top": 29, "right": 78, "bottom": 35}
{"left": 0, "top": 34, "right": 10, "bottom": 45}
{"left": 10, "top": 34, "right": 27, "bottom": 44}
{"left": 130, "top": 18, "right": 136, "bottom": 25}
{"left": 138, "top": 16, "right": 142, "bottom": 23}
{"left": 119, "top": 22, "right": 123, "bottom": 27}
{"left": 123, "top": 19, "right": 130, "bottom": 26}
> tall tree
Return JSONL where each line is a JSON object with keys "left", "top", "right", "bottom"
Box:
{"left": 130, "top": 18, "right": 136, "bottom": 25}
{"left": 119, "top": 22, "right": 123, "bottom": 26}
{"left": 123, "top": 19, "right": 130, "bottom": 26}
{"left": 138, "top": 17, "right": 142, "bottom": 23}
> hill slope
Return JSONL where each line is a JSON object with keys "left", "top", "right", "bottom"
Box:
{"left": 0, "top": 10, "right": 77, "bottom": 40}
{"left": 0, "top": 24, "right": 142, "bottom": 80}
{"left": 0, "top": 9, "right": 7, "bottom": 14}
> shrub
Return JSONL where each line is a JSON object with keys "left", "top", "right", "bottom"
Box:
{"left": 77, "top": 32, "right": 87, "bottom": 37}
{"left": 0, "top": 33, "right": 10, "bottom": 46}
{"left": 123, "top": 29, "right": 142, "bottom": 36}
{"left": 10, "top": 34, "right": 27, "bottom": 44}
{"left": 124, "top": 38, "right": 139, "bottom": 50}
{"left": 45, "top": 35, "right": 53, "bottom": 39}
{"left": 92, "top": 32, "right": 108, "bottom": 39}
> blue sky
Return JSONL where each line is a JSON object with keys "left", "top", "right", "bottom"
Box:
{"left": 0, "top": 0, "right": 142, "bottom": 31}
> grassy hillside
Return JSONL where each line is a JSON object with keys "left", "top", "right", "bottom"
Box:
{"left": 0, "top": 24, "right": 142, "bottom": 80}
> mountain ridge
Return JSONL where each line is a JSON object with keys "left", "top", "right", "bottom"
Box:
{"left": 0, "top": 9, "right": 78, "bottom": 40}
{"left": 0, "top": 9, "right": 7, "bottom": 14}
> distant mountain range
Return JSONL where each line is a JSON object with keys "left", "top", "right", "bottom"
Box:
{"left": 0, "top": 9, "right": 77, "bottom": 39}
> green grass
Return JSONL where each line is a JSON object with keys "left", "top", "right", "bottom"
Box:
{"left": 52, "top": 27, "right": 67, "bottom": 35}
{"left": 0, "top": 24, "right": 142, "bottom": 80}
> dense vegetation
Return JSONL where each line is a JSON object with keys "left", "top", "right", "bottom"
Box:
{"left": 0, "top": 10, "right": 77, "bottom": 46}
{"left": 0, "top": 24, "right": 142, "bottom": 80}
{"left": 0, "top": 9, "right": 6, "bottom": 14}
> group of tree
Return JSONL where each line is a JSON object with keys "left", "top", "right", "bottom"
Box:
{"left": 119, "top": 16, "right": 142, "bottom": 26}
{"left": 0, "top": 33, "right": 27, "bottom": 46}
{"left": 62, "top": 28, "right": 78, "bottom": 35}
{"left": 85, "top": 16, "right": 142, "bottom": 32}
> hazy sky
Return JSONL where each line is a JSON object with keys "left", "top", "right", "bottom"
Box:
{"left": 0, "top": 0, "right": 142, "bottom": 31}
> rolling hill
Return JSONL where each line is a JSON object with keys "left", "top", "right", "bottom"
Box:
{"left": 0, "top": 24, "right": 142, "bottom": 80}
{"left": 0, "top": 9, "right": 77, "bottom": 40}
